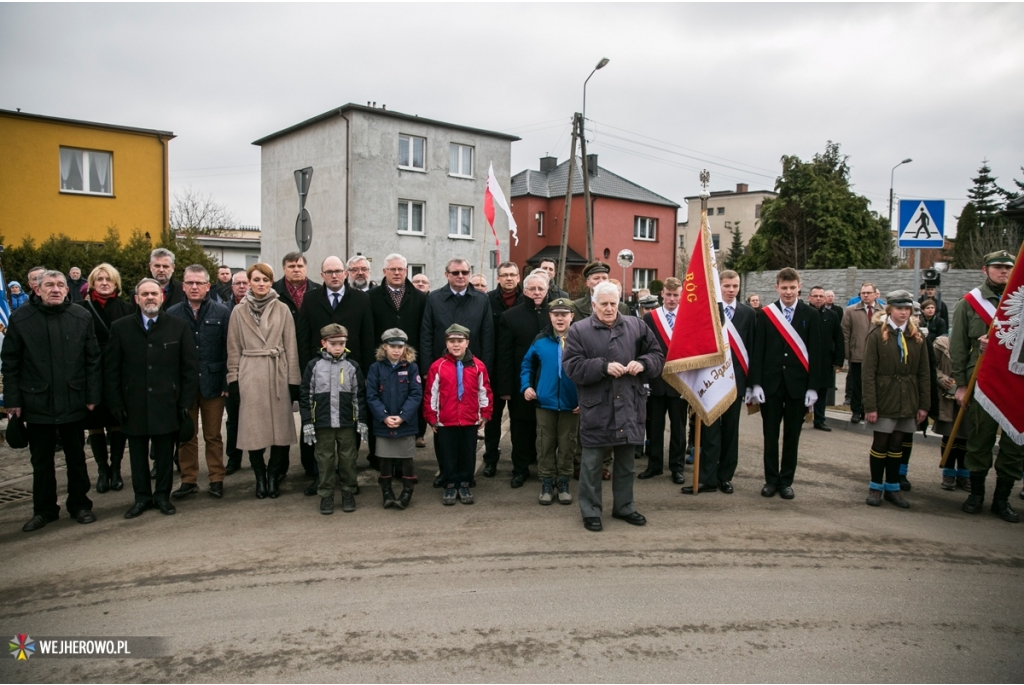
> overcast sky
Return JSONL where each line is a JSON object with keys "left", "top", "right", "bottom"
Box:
{"left": 3, "top": 3, "right": 1022, "bottom": 239}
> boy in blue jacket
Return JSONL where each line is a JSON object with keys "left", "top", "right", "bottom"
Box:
{"left": 520, "top": 298, "right": 579, "bottom": 505}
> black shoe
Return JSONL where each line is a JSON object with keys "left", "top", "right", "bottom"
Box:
{"left": 268, "top": 474, "right": 281, "bottom": 499}
{"left": 96, "top": 469, "right": 110, "bottom": 494}
{"left": 637, "top": 468, "right": 663, "bottom": 480}
{"left": 156, "top": 500, "right": 176, "bottom": 515}
{"left": 124, "top": 502, "right": 152, "bottom": 519}
{"left": 482, "top": 463, "right": 497, "bottom": 478}
{"left": 110, "top": 470, "right": 124, "bottom": 491}
{"left": 850, "top": 414, "right": 863, "bottom": 424}
{"left": 255, "top": 475, "right": 268, "bottom": 500}
{"left": 761, "top": 484, "right": 778, "bottom": 497}
{"left": 320, "top": 496, "right": 334, "bottom": 515}
{"left": 75, "top": 509, "right": 97, "bottom": 524}
{"left": 583, "top": 517, "right": 602, "bottom": 532}
{"left": 898, "top": 476, "right": 912, "bottom": 492}
{"left": 433, "top": 475, "right": 445, "bottom": 489}
{"left": 22, "top": 514, "right": 57, "bottom": 532}
{"left": 275, "top": 472, "right": 287, "bottom": 485}
{"left": 224, "top": 462, "right": 241, "bottom": 476}
{"left": 612, "top": 511, "right": 647, "bottom": 526}
{"left": 718, "top": 481, "right": 734, "bottom": 494}
{"left": 172, "top": 482, "right": 199, "bottom": 499}
{"left": 510, "top": 474, "right": 527, "bottom": 488}
{"left": 397, "top": 486, "right": 413, "bottom": 510}
{"left": 209, "top": 481, "right": 224, "bottom": 498}
{"left": 341, "top": 491, "right": 356, "bottom": 513}
{"left": 779, "top": 485, "right": 795, "bottom": 500}
{"left": 813, "top": 423, "right": 832, "bottom": 432}
{"left": 681, "top": 484, "right": 714, "bottom": 494}
{"left": 671, "top": 472, "right": 686, "bottom": 485}
{"left": 304, "top": 480, "right": 319, "bottom": 496}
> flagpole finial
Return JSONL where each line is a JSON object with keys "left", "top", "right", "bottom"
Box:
{"left": 699, "top": 170, "right": 710, "bottom": 200}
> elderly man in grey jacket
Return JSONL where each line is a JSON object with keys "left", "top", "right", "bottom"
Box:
{"left": 563, "top": 281, "right": 664, "bottom": 532}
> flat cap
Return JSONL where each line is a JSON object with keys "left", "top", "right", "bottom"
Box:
{"left": 582, "top": 261, "right": 610, "bottom": 278}
{"left": 984, "top": 250, "right": 1015, "bottom": 266}
{"left": 548, "top": 297, "right": 575, "bottom": 313}
{"left": 381, "top": 328, "right": 408, "bottom": 345}
{"left": 320, "top": 323, "right": 348, "bottom": 339}
{"left": 638, "top": 295, "right": 660, "bottom": 309}
{"left": 445, "top": 323, "right": 471, "bottom": 339}
{"left": 886, "top": 290, "right": 915, "bottom": 307}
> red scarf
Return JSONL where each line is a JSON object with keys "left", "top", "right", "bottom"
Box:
{"left": 285, "top": 279, "right": 308, "bottom": 310}
{"left": 501, "top": 288, "right": 518, "bottom": 310}
{"left": 90, "top": 289, "right": 116, "bottom": 307}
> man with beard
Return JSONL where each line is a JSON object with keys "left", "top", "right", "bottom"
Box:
{"left": 347, "top": 255, "right": 378, "bottom": 292}
{"left": 148, "top": 248, "right": 185, "bottom": 311}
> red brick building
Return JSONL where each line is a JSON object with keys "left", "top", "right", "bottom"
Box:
{"left": 509, "top": 155, "right": 679, "bottom": 296}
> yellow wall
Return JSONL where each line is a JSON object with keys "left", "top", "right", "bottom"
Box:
{"left": 0, "top": 113, "right": 169, "bottom": 248}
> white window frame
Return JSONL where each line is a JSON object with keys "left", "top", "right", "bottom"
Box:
{"left": 633, "top": 268, "right": 656, "bottom": 292}
{"left": 408, "top": 264, "right": 425, "bottom": 277}
{"left": 59, "top": 147, "right": 113, "bottom": 196}
{"left": 398, "top": 200, "right": 425, "bottom": 235}
{"left": 634, "top": 216, "right": 657, "bottom": 241}
{"left": 448, "top": 143, "right": 474, "bottom": 178}
{"left": 398, "top": 134, "right": 426, "bottom": 171}
{"left": 537, "top": 211, "right": 545, "bottom": 236}
{"left": 448, "top": 204, "right": 473, "bottom": 239}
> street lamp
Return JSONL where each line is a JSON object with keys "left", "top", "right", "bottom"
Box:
{"left": 581, "top": 57, "right": 609, "bottom": 262}
{"left": 582, "top": 57, "right": 610, "bottom": 127}
{"left": 888, "top": 157, "right": 913, "bottom": 235}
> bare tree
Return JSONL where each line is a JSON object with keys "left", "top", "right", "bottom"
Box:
{"left": 170, "top": 185, "right": 237, "bottom": 235}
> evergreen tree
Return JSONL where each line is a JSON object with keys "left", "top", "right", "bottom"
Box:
{"left": 967, "top": 160, "right": 1006, "bottom": 230}
{"left": 724, "top": 221, "right": 744, "bottom": 270}
{"left": 950, "top": 202, "right": 980, "bottom": 269}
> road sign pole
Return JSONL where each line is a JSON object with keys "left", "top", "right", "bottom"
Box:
{"left": 913, "top": 248, "right": 920, "bottom": 306}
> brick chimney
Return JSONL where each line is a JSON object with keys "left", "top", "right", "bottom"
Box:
{"left": 586, "top": 154, "right": 599, "bottom": 177}
{"left": 540, "top": 156, "right": 558, "bottom": 172}
{"left": 736, "top": 183, "right": 748, "bottom": 193}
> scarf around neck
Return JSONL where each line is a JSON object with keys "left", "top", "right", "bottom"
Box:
{"left": 245, "top": 289, "right": 279, "bottom": 326}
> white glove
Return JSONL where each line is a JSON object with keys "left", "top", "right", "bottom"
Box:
{"left": 804, "top": 389, "right": 818, "bottom": 408}
{"left": 744, "top": 387, "right": 754, "bottom": 405}
{"left": 750, "top": 385, "right": 766, "bottom": 405}
{"left": 302, "top": 423, "right": 316, "bottom": 445}
{"left": 358, "top": 422, "right": 369, "bottom": 442}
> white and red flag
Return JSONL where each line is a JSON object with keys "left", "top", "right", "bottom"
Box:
{"left": 973, "top": 245, "right": 1024, "bottom": 444}
{"left": 662, "top": 213, "right": 736, "bottom": 424}
{"left": 484, "top": 163, "right": 518, "bottom": 262}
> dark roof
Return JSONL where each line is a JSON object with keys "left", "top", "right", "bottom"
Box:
{"left": 0, "top": 109, "right": 175, "bottom": 139}
{"left": 526, "top": 245, "right": 588, "bottom": 265}
{"left": 253, "top": 103, "right": 520, "bottom": 146}
{"left": 510, "top": 157, "right": 678, "bottom": 208}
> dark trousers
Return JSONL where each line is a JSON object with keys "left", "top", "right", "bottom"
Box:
{"left": 436, "top": 425, "right": 478, "bottom": 485}
{"left": 27, "top": 420, "right": 91, "bottom": 518}
{"left": 848, "top": 362, "right": 864, "bottom": 416}
{"left": 483, "top": 396, "right": 507, "bottom": 464}
{"left": 699, "top": 396, "right": 742, "bottom": 486}
{"left": 509, "top": 417, "right": 537, "bottom": 478}
{"left": 760, "top": 381, "right": 807, "bottom": 487}
{"left": 647, "top": 395, "right": 686, "bottom": 474}
{"left": 813, "top": 367, "right": 836, "bottom": 425}
{"left": 225, "top": 392, "right": 242, "bottom": 467}
{"left": 128, "top": 433, "right": 176, "bottom": 506}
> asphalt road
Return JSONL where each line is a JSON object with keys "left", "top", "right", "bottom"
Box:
{"left": 1, "top": 411, "right": 1022, "bottom": 683}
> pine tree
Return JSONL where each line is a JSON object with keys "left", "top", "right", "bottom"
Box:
{"left": 724, "top": 221, "right": 744, "bottom": 270}
{"left": 950, "top": 202, "right": 979, "bottom": 269}
{"left": 967, "top": 160, "right": 1006, "bottom": 230}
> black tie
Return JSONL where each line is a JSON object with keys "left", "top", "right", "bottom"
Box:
{"left": 331, "top": 292, "right": 340, "bottom": 309}
{"left": 146, "top": 318, "right": 154, "bottom": 330}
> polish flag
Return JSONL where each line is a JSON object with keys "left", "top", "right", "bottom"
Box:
{"left": 484, "top": 163, "right": 518, "bottom": 262}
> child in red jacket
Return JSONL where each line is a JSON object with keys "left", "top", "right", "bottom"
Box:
{"left": 423, "top": 324, "right": 493, "bottom": 505}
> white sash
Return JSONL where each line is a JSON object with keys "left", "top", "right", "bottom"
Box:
{"left": 724, "top": 317, "right": 749, "bottom": 376}
{"left": 652, "top": 306, "right": 675, "bottom": 343}
{"left": 762, "top": 302, "right": 810, "bottom": 372}
{"left": 963, "top": 287, "right": 996, "bottom": 326}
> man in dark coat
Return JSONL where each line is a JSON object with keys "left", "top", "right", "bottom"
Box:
{"left": 2, "top": 270, "right": 102, "bottom": 532}
{"left": 149, "top": 247, "right": 185, "bottom": 311}
{"left": 167, "top": 265, "right": 231, "bottom": 499}
{"left": 563, "top": 281, "right": 664, "bottom": 533}
{"left": 496, "top": 272, "right": 550, "bottom": 488}
{"left": 572, "top": 261, "right": 631, "bottom": 321}
{"left": 420, "top": 257, "right": 494, "bottom": 372}
{"left": 537, "top": 258, "right": 570, "bottom": 299}
{"left": 66, "top": 266, "right": 87, "bottom": 302}
{"left": 824, "top": 290, "right": 844, "bottom": 324}
{"left": 297, "top": 255, "right": 374, "bottom": 374}
{"left": 748, "top": 268, "right": 826, "bottom": 500}
{"left": 483, "top": 261, "right": 521, "bottom": 475}
{"left": 106, "top": 278, "right": 199, "bottom": 518}
{"left": 809, "top": 285, "right": 845, "bottom": 432}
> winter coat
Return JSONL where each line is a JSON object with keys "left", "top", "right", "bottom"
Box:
{"left": 76, "top": 294, "right": 134, "bottom": 429}
{"left": 166, "top": 298, "right": 231, "bottom": 399}
{"left": 497, "top": 297, "right": 549, "bottom": 419}
{"left": 366, "top": 353, "right": 423, "bottom": 438}
{"left": 420, "top": 286, "right": 495, "bottom": 372}
{"left": 104, "top": 313, "right": 199, "bottom": 436}
{"left": 1, "top": 299, "right": 102, "bottom": 424}
{"left": 9, "top": 290, "right": 28, "bottom": 311}
{"left": 563, "top": 312, "right": 664, "bottom": 448}
{"left": 297, "top": 286, "right": 375, "bottom": 374}
{"left": 368, "top": 280, "right": 426, "bottom": 354}
{"left": 841, "top": 301, "right": 880, "bottom": 363}
{"left": 817, "top": 305, "right": 846, "bottom": 370}
{"left": 862, "top": 320, "right": 930, "bottom": 419}
{"left": 226, "top": 299, "right": 301, "bottom": 450}
{"left": 933, "top": 335, "right": 958, "bottom": 423}
{"left": 423, "top": 352, "right": 493, "bottom": 428}
{"left": 272, "top": 277, "right": 320, "bottom": 322}
{"left": 299, "top": 350, "right": 367, "bottom": 429}
{"left": 159, "top": 277, "right": 185, "bottom": 311}
{"left": 920, "top": 314, "right": 948, "bottom": 342}
{"left": 487, "top": 285, "right": 522, "bottom": 359}
{"left": 520, "top": 329, "right": 578, "bottom": 412}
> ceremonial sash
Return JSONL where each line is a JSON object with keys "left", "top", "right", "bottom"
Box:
{"left": 963, "top": 287, "right": 996, "bottom": 326}
{"left": 762, "top": 302, "right": 810, "bottom": 372}
{"left": 651, "top": 307, "right": 674, "bottom": 344}
{"left": 724, "top": 317, "right": 749, "bottom": 376}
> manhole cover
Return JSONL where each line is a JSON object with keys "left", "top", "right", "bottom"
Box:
{"left": 0, "top": 487, "right": 32, "bottom": 505}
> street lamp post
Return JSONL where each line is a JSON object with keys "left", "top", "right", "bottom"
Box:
{"left": 889, "top": 157, "right": 912, "bottom": 264}
{"left": 581, "top": 57, "right": 609, "bottom": 263}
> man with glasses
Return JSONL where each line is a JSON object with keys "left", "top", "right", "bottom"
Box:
{"left": 347, "top": 255, "right": 377, "bottom": 292}
{"left": 167, "top": 265, "right": 232, "bottom": 499}
{"left": 842, "top": 282, "right": 879, "bottom": 424}
{"left": 483, "top": 261, "right": 521, "bottom": 476}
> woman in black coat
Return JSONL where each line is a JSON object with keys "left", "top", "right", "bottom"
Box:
{"left": 76, "top": 263, "right": 134, "bottom": 493}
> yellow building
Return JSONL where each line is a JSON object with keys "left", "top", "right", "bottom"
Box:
{"left": 0, "top": 109, "right": 174, "bottom": 247}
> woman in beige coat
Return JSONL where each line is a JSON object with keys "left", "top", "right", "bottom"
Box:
{"left": 227, "top": 263, "right": 301, "bottom": 499}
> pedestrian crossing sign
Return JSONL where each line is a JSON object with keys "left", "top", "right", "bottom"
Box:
{"left": 898, "top": 199, "right": 945, "bottom": 249}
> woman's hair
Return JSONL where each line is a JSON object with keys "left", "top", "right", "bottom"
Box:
{"left": 246, "top": 263, "right": 275, "bottom": 282}
{"left": 881, "top": 303, "right": 923, "bottom": 344}
{"left": 88, "top": 263, "right": 122, "bottom": 293}
{"left": 375, "top": 343, "right": 417, "bottom": 362}
{"left": 921, "top": 298, "right": 936, "bottom": 311}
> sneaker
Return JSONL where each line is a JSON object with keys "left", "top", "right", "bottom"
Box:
{"left": 539, "top": 478, "right": 554, "bottom": 506}
{"left": 956, "top": 476, "right": 972, "bottom": 492}
{"left": 340, "top": 491, "right": 356, "bottom": 513}
{"left": 865, "top": 489, "right": 882, "bottom": 506}
{"left": 941, "top": 476, "right": 956, "bottom": 491}
{"left": 320, "top": 496, "right": 334, "bottom": 515}
{"left": 442, "top": 486, "right": 457, "bottom": 506}
{"left": 557, "top": 478, "right": 572, "bottom": 504}
{"left": 884, "top": 490, "right": 910, "bottom": 509}
{"left": 458, "top": 483, "right": 474, "bottom": 505}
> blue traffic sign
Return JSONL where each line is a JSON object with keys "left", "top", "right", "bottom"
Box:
{"left": 898, "top": 199, "right": 945, "bottom": 249}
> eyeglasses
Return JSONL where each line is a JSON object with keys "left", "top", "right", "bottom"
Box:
{"left": 384, "top": 267, "right": 407, "bottom": 273}
{"left": 183, "top": 281, "right": 208, "bottom": 288}
{"left": 322, "top": 270, "right": 345, "bottom": 277}
{"left": 350, "top": 267, "right": 370, "bottom": 273}
{"left": 448, "top": 270, "right": 470, "bottom": 276}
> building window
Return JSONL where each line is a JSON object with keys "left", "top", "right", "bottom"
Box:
{"left": 755, "top": 203, "right": 762, "bottom": 219}
{"left": 449, "top": 205, "right": 473, "bottom": 238}
{"left": 449, "top": 143, "right": 473, "bottom": 177}
{"left": 59, "top": 147, "right": 112, "bottom": 196}
{"left": 409, "top": 264, "right": 425, "bottom": 277}
{"left": 537, "top": 211, "right": 545, "bottom": 236}
{"left": 398, "top": 135, "right": 426, "bottom": 171}
{"left": 716, "top": 207, "right": 725, "bottom": 215}
{"left": 707, "top": 207, "right": 715, "bottom": 215}
{"left": 398, "top": 200, "right": 425, "bottom": 234}
{"left": 634, "top": 216, "right": 657, "bottom": 241}
{"left": 678, "top": 235, "right": 685, "bottom": 248}
{"left": 712, "top": 234, "right": 721, "bottom": 250}
{"left": 633, "top": 268, "right": 656, "bottom": 291}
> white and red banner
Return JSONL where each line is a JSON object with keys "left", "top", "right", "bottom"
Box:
{"left": 963, "top": 287, "right": 996, "bottom": 326}
{"left": 973, "top": 246, "right": 1024, "bottom": 444}
{"left": 662, "top": 213, "right": 736, "bottom": 424}
{"left": 484, "top": 163, "right": 518, "bottom": 262}
{"left": 761, "top": 302, "right": 810, "bottom": 372}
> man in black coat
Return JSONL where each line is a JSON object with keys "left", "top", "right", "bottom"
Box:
{"left": 149, "top": 247, "right": 185, "bottom": 311}
{"left": 106, "top": 278, "right": 199, "bottom": 518}
{"left": 420, "top": 257, "right": 494, "bottom": 372}
{"left": 537, "top": 258, "right": 570, "bottom": 299}
{"left": 297, "top": 255, "right": 374, "bottom": 374}
{"left": 482, "top": 261, "right": 521, "bottom": 475}
{"left": 496, "top": 272, "right": 550, "bottom": 488}
{"left": 809, "top": 286, "right": 845, "bottom": 432}
{"left": 2, "top": 271, "right": 102, "bottom": 532}
{"left": 748, "top": 268, "right": 826, "bottom": 500}
{"left": 823, "top": 290, "right": 844, "bottom": 325}
{"left": 167, "top": 265, "right": 232, "bottom": 499}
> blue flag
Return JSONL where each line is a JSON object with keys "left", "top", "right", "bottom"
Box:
{"left": 0, "top": 264, "right": 10, "bottom": 329}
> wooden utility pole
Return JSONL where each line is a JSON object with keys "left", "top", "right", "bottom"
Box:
{"left": 580, "top": 113, "right": 595, "bottom": 263}
{"left": 557, "top": 112, "right": 580, "bottom": 290}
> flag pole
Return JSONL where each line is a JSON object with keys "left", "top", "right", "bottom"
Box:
{"left": 692, "top": 416, "right": 702, "bottom": 494}
{"left": 689, "top": 171, "right": 712, "bottom": 494}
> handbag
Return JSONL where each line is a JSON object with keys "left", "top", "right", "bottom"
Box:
{"left": 6, "top": 413, "right": 28, "bottom": 449}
